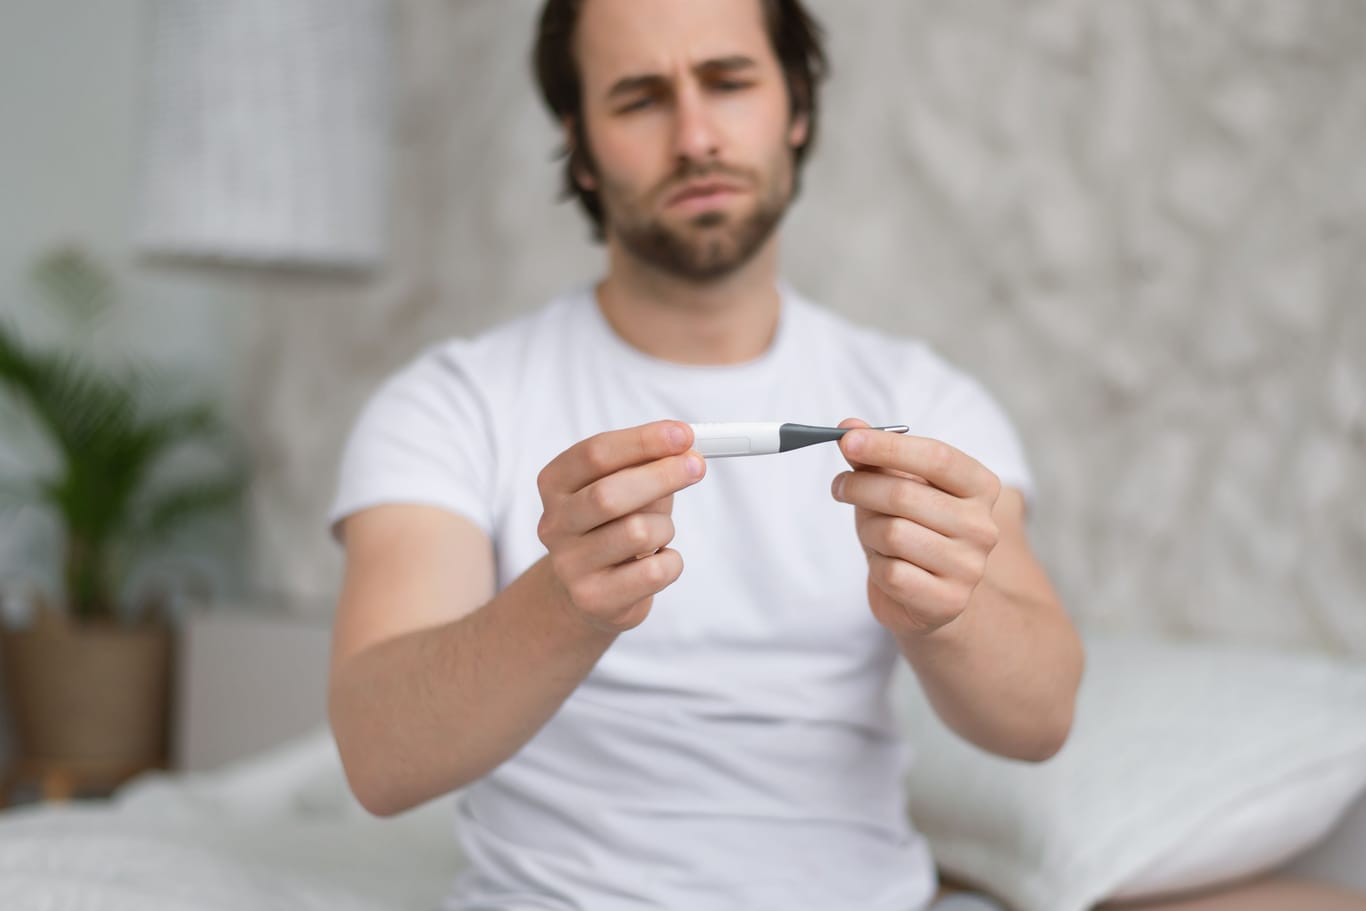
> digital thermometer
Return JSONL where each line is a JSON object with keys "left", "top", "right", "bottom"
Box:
{"left": 687, "top": 422, "right": 909, "bottom": 458}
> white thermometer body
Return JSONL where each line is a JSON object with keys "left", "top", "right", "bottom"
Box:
{"left": 688, "top": 422, "right": 782, "bottom": 457}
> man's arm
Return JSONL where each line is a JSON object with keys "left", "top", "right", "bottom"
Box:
{"left": 895, "top": 487, "right": 1081, "bottom": 761}
{"left": 831, "top": 419, "right": 1083, "bottom": 762}
{"left": 329, "top": 421, "right": 705, "bottom": 817}
{"left": 329, "top": 508, "right": 617, "bottom": 817}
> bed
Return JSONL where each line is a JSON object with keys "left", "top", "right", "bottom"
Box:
{"left": 0, "top": 729, "right": 459, "bottom": 910}
{"left": 0, "top": 611, "right": 1362, "bottom": 911}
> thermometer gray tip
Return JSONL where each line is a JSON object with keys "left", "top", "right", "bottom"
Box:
{"left": 777, "top": 423, "right": 910, "bottom": 453}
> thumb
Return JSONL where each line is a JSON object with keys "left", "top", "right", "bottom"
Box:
{"left": 836, "top": 417, "right": 875, "bottom": 471}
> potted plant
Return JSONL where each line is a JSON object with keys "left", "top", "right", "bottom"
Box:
{"left": 0, "top": 249, "right": 246, "bottom": 790}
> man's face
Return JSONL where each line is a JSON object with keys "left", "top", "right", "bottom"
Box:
{"left": 572, "top": 0, "right": 809, "bottom": 281}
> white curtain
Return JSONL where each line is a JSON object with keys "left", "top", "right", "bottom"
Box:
{"left": 135, "top": 0, "right": 391, "bottom": 268}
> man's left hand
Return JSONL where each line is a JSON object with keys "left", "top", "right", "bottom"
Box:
{"left": 830, "top": 417, "right": 1003, "bottom": 638}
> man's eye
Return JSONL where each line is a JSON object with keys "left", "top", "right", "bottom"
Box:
{"left": 713, "top": 80, "right": 752, "bottom": 92}
{"left": 618, "top": 97, "right": 656, "bottom": 113}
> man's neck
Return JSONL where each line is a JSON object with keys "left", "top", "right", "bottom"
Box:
{"left": 595, "top": 236, "right": 782, "bottom": 367}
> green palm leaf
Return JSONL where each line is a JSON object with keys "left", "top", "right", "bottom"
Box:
{"left": 0, "top": 258, "right": 246, "bottom": 622}
{"left": 0, "top": 324, "right": 137, "bottom": 462}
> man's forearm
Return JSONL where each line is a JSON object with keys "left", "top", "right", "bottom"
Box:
{"left": 329, "top": 556, "right": 617, "bottom": 816}
{"left": 897, "top": 575, "right": 1083, "bottom": 762}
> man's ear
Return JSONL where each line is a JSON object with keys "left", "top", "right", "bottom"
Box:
{"left": 563, "top": 116, "right": 598, "bottom": 191}
{"left": 787, "top": 109, "right": 810, "bottom": 151}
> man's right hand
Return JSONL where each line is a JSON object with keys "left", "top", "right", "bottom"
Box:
{"left": 536, "top": 420, "right": 706, "bottom": 634}
{"left": 331, "top": 420, "right": 702, "bottom": 812}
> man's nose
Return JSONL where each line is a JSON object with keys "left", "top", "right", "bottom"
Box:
{"left": 672, "top": 84, "right": 720, "bottom": 165}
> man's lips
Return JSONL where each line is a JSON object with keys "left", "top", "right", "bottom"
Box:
{"left": 664, "top": 181, "right": 745, "bottom": 210}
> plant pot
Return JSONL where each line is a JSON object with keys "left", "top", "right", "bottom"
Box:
{"left": 0, "top": 615, "right": 173, "bottom": 765}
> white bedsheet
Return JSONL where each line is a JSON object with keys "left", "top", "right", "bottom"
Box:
{"left": 0, "top": 730, "right": 463, "bottom": 911}
{"left": 3, "top": 722, "right": 1363, "bottom": 910}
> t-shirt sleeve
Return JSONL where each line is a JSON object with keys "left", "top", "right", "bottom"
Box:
{"left": 327, "top": 343, "right": 497, "bottom": 543}
{"left": 910, "top": 345, "right": 1038, "bottom": 510}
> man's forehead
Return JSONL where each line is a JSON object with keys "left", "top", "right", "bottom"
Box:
{"left": 574, "top": 0, "right": 773, "bottom": 86}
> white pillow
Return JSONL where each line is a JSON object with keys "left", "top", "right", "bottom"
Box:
{"left": 894, "top": 633, "right": 1366, "bottom": 911}
{"left": 115, "top": 727, "right": 346, "bottom": 820}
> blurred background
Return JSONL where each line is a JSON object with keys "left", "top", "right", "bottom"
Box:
{"left": 0, "top": 0, "right": 1363, "bottom": 795}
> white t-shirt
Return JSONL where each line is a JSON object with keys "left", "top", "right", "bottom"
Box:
{"left": 329, "top": 284, "right": 1035, "bottom": 911}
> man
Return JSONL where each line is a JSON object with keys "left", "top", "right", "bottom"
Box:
{"left": 326, "top": 1, "right": 1080, "bottom": 908}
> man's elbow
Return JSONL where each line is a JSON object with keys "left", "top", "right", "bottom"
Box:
{"left": 331, "top": 707, "right": 475, "bottom": 817}
{"left": 335, "top": 758, "right": 391, "bottom": 819}
{"left": 1015, "top": 645, "right": 1085, "bottom": 762}
{"left": 330, "top": 724, "right": 401, "bottom": 817}
{"left": 329, "top": 691, "right": 413, "bottom": 818}
{"left": 1018, "top": 702, "right": 1076, "bottom": 762}
{"left": 340, "top": 747, "right": 476, "bottom": 818}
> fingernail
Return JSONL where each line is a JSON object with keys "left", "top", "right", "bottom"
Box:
{"left": 686, "top": 454, "right": 704, "bottom": 478}
{"left": 668, "top": 424, "right": 688, "bottom": 448}
{"left": 845, "top": 431, "right": 864, "bottom": 455}
{"left": 832, "top": 473, "right": 847, "bottom": 500}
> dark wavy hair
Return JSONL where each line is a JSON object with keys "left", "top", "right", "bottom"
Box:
{"left": 533, "top": 0, "right": 828, "bottom": 241}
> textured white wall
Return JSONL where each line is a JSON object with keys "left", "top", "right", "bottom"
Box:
{"left": 2, "top": 1, "right": 1363, "bottom": 665}
{"left": 787, "top": 1, "right": 1366, "bottom": 654}
{"left": 237, "top": 0, "right": 1366, "bottom": 657}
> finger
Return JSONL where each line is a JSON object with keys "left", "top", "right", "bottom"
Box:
{"left": 836, "top": 417, "right": 877, "bottom": 472}
{"left": 837, "top": 418, "right": 925, "bottom": 482}
{"left": 865, "top": 551, "right": 963, "bottom": 632}
{"left": 833, "top": 469, "right": 968, "bottom": 538}
{"left": 839, "top": 430, "right": 995, "bottom": 500}
{"left": 541, "top": 421, "right": 694, "bottom": 497}
{"left": 573, "top": 547, "right": 685, "bottom": 625}
{"left": 641, "top": 493, "right": 674, "bottom": 516}
{"left": 857, "top": 514, "right": 981, "bottom": 580}
{"left": 564, "top": 451, "right": 704, "bottom": 535}
{"left": 560, "top": 512, "right": 676, "bottom": 577}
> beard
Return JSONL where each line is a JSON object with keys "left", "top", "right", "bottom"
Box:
{"left": 599, "top": 160, "right": 793, "bottom": 282}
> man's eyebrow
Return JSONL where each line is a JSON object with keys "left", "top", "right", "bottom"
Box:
{"left": 606, "top": 56, "right": 759, "bottom": 99}
{"left": 607, "top": 74, "right": 667, "bottom": 100}
{"left": 695, "top": 55, "right": 757, "bottom": 75}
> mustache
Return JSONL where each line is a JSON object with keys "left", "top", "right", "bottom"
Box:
{"left": 653, "top": 161, "right": 755, "bottom": 201}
